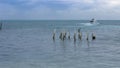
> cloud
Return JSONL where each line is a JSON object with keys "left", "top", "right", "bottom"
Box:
{"left": 0, "top": 4, "right": 17, "bottom": 19}
{"left": 0, "top": 0, "right": 120, "bottom": 20}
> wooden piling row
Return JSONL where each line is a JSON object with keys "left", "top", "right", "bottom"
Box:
{"left": 52, "top": 29, "right": 96, "bottom": 41}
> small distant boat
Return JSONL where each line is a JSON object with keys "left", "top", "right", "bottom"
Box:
{"left": 80, "top": 18, "right": 99, "bottom": 26}
{"left": 90, "top": 18, "right": 96, "bottom": 24}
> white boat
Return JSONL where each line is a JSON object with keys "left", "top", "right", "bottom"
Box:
{"left": 80, "top": 19, "right": 99, "bottom": 26}
{"left": 90, "top": 18, "right": 96, "bottom": 24}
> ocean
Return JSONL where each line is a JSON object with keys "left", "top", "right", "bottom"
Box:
{"left": 0, "top": 20, "right": 120, "bottom": 68}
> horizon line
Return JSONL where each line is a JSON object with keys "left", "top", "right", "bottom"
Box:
{"left": 1, "top": 19, "right": 120, "bottom": 21}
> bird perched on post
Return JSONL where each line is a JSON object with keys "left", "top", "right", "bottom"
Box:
{"left": 92, "top": 33, "right": 96, "bottom": 40}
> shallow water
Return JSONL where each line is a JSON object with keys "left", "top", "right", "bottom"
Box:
{"left": 0, "top": 20, "right": 120, "bottom": 68}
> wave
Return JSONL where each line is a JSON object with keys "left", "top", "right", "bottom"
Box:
{"left": 80, "top": 22, "right": 100, "bottom": 26}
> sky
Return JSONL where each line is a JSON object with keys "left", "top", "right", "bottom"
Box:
{"left": 0, "top": 0, "right": 120, "bottom": 20}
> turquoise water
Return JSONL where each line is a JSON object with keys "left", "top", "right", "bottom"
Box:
{"left": 0, "top": 20, "right": 120, "bottom": 68}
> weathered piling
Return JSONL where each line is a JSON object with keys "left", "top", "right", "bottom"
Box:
{"left": 78, "top": 32, "right": 82, "bottom": 40}
{"left": 0, "top": 22, "right": 2, "bottom": 30}
{"left": 63, "top": 32, "right": 67, "bottom": 40}
{"left": 86, "top": 32, "right": 89, "bottom": 41}
{"left": 59, "top": 32, "right": 63, "bottom": 40}
{"left": 68, "top": 32, "right": 70, "bottom": 40}
{"left": 74, "top": 32, "right": 77, "bottom": 42}
{"left": 52, "top": 29, "right": 56, "bottom": 40}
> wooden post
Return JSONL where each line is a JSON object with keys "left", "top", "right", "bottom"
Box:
{"left": 0, "top": 22, "right": 2, "bottom": 30}
{"left": 74, "top": 32, "right": 76, "bottom": 42}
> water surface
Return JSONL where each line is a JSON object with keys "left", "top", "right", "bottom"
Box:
{"left": 0, "top": 20, "right": 120, "bottom": 68}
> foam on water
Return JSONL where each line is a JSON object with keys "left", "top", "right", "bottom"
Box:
{"left": 80, "top": 22, "right": 100, "bottom": 26}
